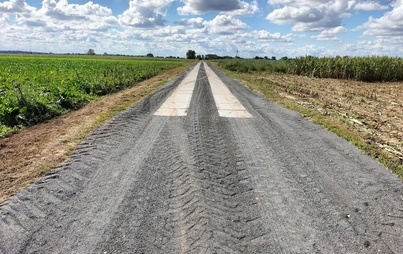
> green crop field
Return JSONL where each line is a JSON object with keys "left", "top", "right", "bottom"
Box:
{"left": 218, "top": 56, "right": 403, "bottom": 82}
{"left": 290, "top": 56, "right": 403, "bottom": 81}
{"left": 0, "top": 55, "right": 186, "bottom": 137}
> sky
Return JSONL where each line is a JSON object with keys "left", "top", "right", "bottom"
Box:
{"left": 0, "top": 0, "right": 402, "bottom": 58}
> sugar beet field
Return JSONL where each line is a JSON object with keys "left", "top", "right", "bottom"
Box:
{"left": 0, "top": 55, "right": 186, "bottom": 137}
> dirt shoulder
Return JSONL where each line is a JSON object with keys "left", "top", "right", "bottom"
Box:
{"left": 0, "top": 66, "right": 188, "bottom": 203}
{"left": 220, "top": 70, "right": 403, "bottom": 178}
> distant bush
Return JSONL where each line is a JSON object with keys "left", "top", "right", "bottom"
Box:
{"left": 218, "top": 59, "right": 288, "bottom": 74}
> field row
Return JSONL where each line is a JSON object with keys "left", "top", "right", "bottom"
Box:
{"left": 0, "top": 56, "right": 186, "bottom": 136}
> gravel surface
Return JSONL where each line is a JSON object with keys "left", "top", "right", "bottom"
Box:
{"left": 1, "top": 62, "right": 402, "bottom": 253}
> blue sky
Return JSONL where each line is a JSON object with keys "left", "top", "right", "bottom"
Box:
{"left": 1, "top": 0, "right": 402, "bottom": 58}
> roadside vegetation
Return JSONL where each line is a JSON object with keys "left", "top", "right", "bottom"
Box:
{"left": 0, "top": 55, "right": 186, "bottom": 137}
{"left": 218, "top": 58, "right": 288, "bottom": 74}
{"left": 214, "top": 56, "right": 403, "bottom": 179}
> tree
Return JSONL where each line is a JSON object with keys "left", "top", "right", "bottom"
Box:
{"left": 196, "top": 55, "right": 202, "bottom": 60}
{"left": 87, "top": 49, "right": 95, "bottom": 55}
{"left": 147, "top": 53, "right": 154, "bottom": 57}
{"left": 186, "top": 50, "right": 196, "bottom": 59}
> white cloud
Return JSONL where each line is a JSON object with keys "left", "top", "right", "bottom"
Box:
{"left": 0, "top": 0, "right": 401, "bottom": 57}
{"left": 178, "top": 0, "right": 249, "bottom": 15}
{"left": 8, "top": 0, "right": 119, "bottom": 32}
{"left": 266, "top": 0, "right": 355, "bottom": 31}
{"left": 359, "top": 0, "right": 403, "bottom": 56}
{"left": 119, "top": 0, "right": 174, "bottom": 27}
{"left": 38, "top": 0, "right": 113, "bottom": 21}
{"left": 0, "top": 0, "right": 28, "bottom": 13}
{"left": 206, "top": 15, "right": 248, "bottom": 35}
{"left": 341, "top": 39, "right": 403, "bottom": 56}
{"left": 0, "top": 0, "right": 120, "bottom": 54}
{"left": 353, "top": 1, "right": 389, "bottom": 11}
{"left": 364, "top": 0, "right": 403, "bottom": 37}
{"left": 267, "top": 6, "right": 323, "bottom": 24}
{"left": 312, "top": 26, "right": 347, "bottom": 40}
{"left": 248, "top": 30, "right": 293, "bottom": 42}
{"left": 176, "top": 17, "right": 206, "bottom": 29}
{"left": 222, "top": 0, "right": 260, "bottom": 16}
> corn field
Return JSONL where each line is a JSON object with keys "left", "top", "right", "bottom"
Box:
{"left": 289, "top": 56, "right": 403, "bottom": 82}
{"left": 219, "top": 56, "right": 403, "bottom": 82}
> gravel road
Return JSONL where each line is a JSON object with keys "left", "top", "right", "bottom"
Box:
{"left": 1, "top": 62, "right": 402, "bottom": 253}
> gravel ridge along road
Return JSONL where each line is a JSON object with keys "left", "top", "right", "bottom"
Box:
{"left": 1, "top": 62, "right": 402, "bottom": 253}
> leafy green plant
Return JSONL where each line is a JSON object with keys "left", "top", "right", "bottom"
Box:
{"left": 0, "top": 55, "right": 185, "bottom": 137}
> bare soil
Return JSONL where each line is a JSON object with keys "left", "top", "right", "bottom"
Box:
{"left": 0, "top": 66, "right": 187, "bottom": 203}
{"left": 232, "top": 72, "right": 403, "bottom": 176}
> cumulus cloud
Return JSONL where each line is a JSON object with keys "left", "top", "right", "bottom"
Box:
{"left": 364, "top": 0, "right": 403, "bottom": 37}
{"left": 266, "top": 0, "right": 355, "bottom": 31}
{"left": 178, "top": 0, "right": 249, "bottom": 15}
{"left": 0, "top": 0, "right": 121, "bottom": 55}
{"left": 312, "top": 26, "right": 348, "bottom": 40}
{"left": 248, "top": 30, "right": 293, "bottom": 42}
{"left": 267, "top": 6, "right": 323, "bottom": 24}
{"left": 1, "top": 0, "right": 400, "bottom": 58}
{"left": 221, "top": 0, "right": 259, "bottom": 16}
{"left": 8, "top": 0, "right": 119, "bottom": 31}
{"left": 119, "top": 0, "right": 174, "bottom": 27}
{"left": 176, "top": 17, "right": 206, "bottom": 29}
{"left": 206, "top": 15, "right": 248, "bottom": 35}
{"left": 0, "top": 13, "right": 9, "bottom": 27}
{"left": 0, "top": 0, "right": 28, "bottom": 13}
{"left": 353, "top": 1, "right": 389, "bottom": 11}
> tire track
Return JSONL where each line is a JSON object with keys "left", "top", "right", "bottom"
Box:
{"left": 93, "top": 118, "right": 194, "bottom": 253}
{"left": 179, "top": 63, "right": 268, "bottom": 253}
{"left": 93, "top": 63, "right": 270, "bottom": 253}
{"left": 210, "top": 62, "right": 403, "bottom": 253}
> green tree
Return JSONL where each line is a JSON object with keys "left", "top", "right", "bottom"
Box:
{"left": 186, "top": 50, "right": 196, "bottom": 59}
{"left": 87, "top": 49, "right": 95, "bottom": 55}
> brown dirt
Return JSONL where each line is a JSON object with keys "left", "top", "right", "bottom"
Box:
{"left": 0, "top": 66, "right": 187, "bottom": 203}
{"left": 269, "top": 75, "right": 402, "bottom": 157}
{"left": 237, "top": 73, "right": 403, "bottom": 176}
